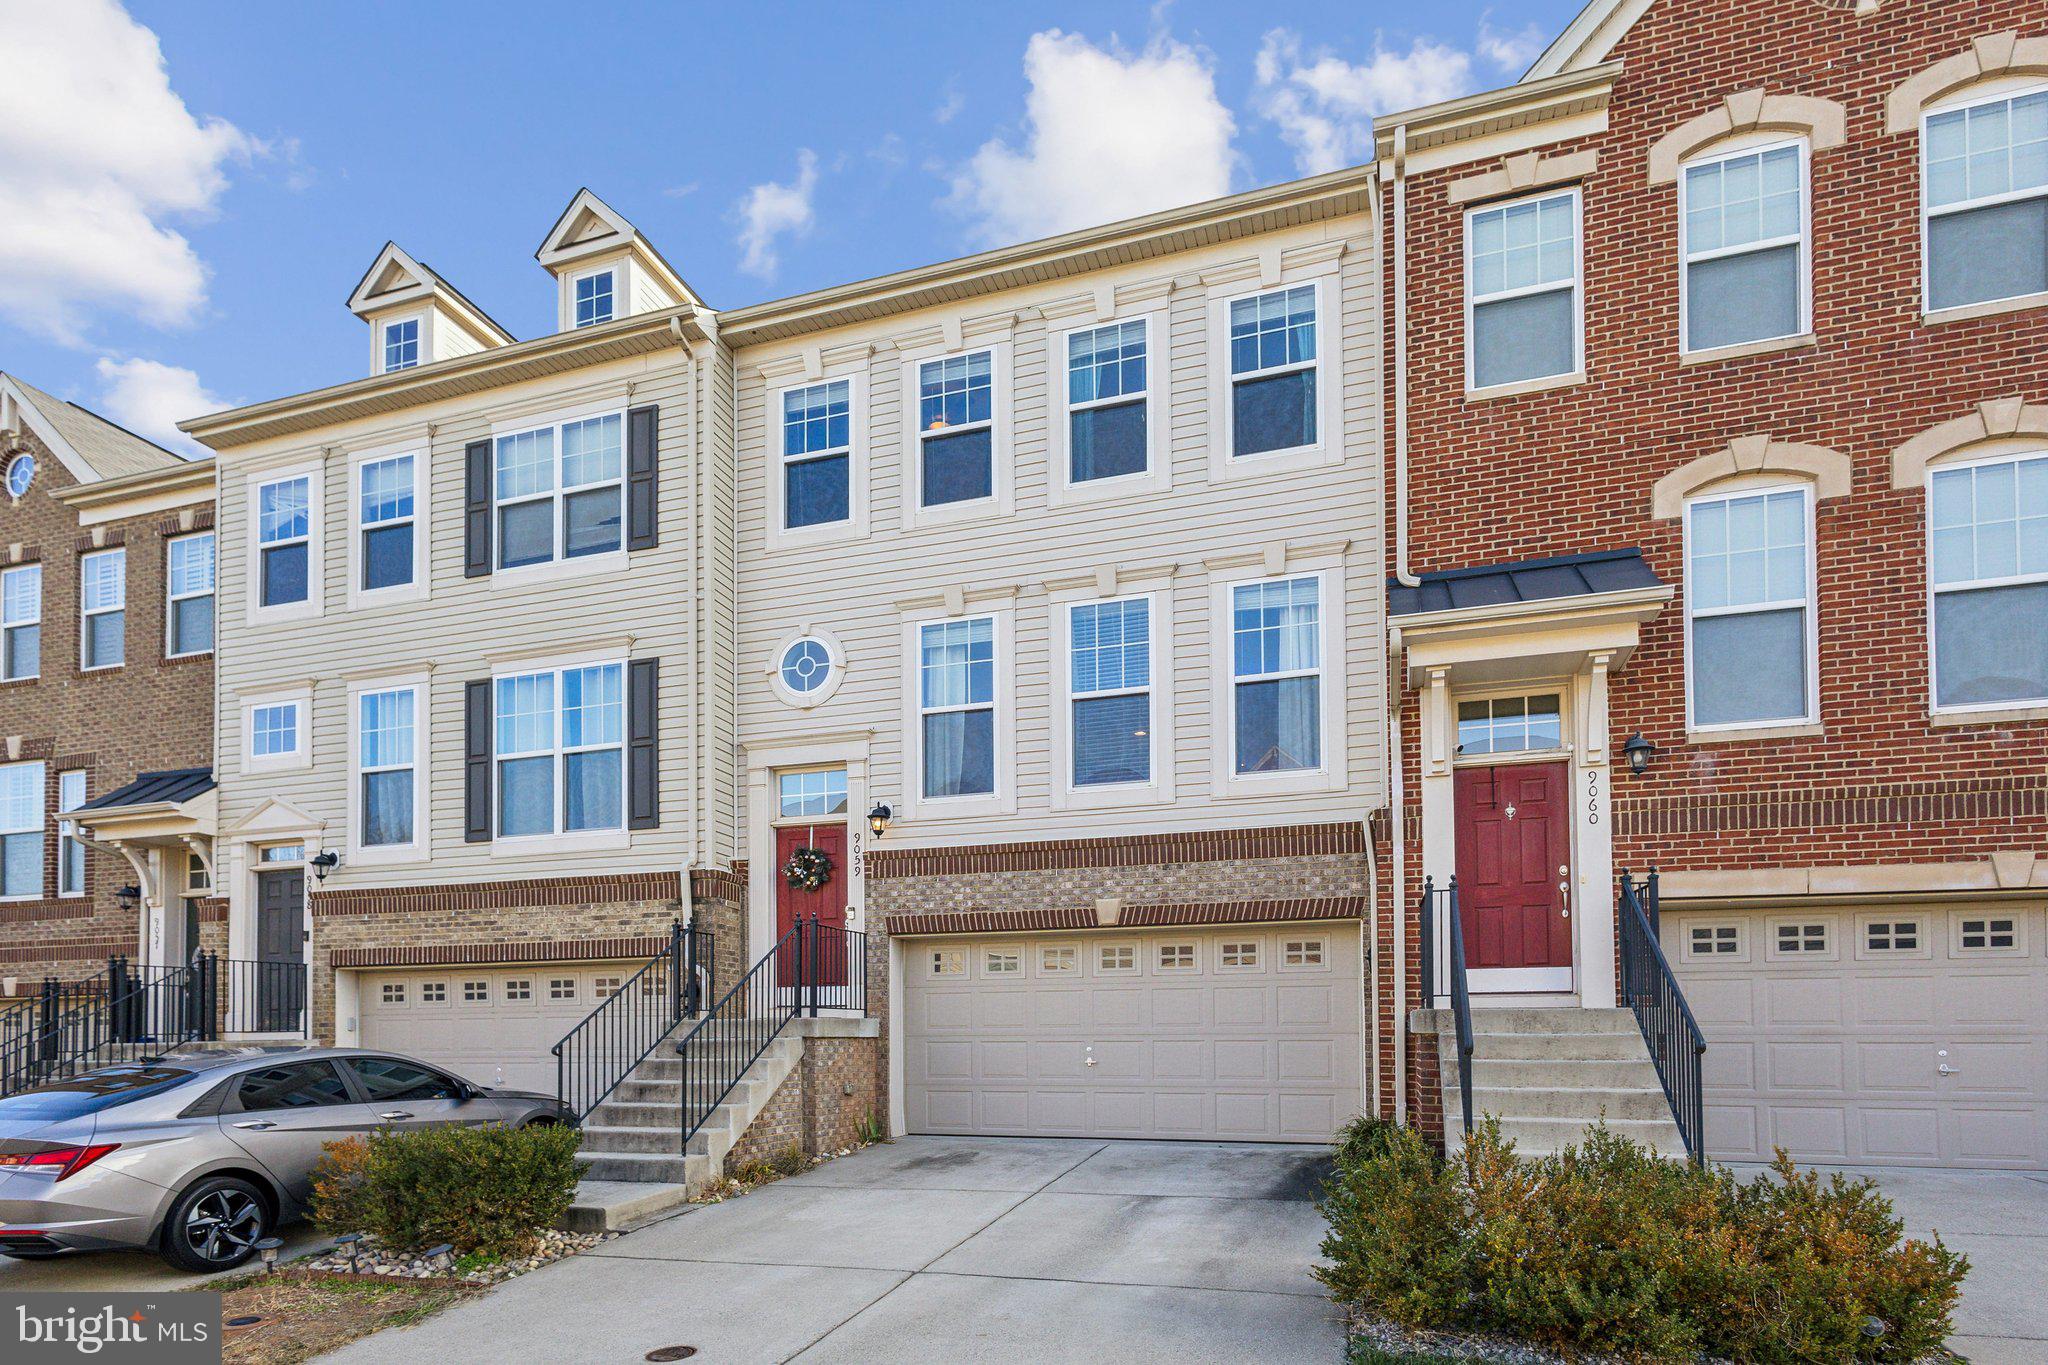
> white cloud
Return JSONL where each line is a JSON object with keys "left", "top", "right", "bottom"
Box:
{"left": 934, "top": 82, "right": 965, "bottom": 126}
{"left": 734, "top": 149, "right": 819, "bottom": 280}
{"left": 1254, "top": 28, "right": 1479, "bottom": 176}
{"left": 1477, "top": 19, "right": 1548, "bottom": 76}
{"left": 948, "top": 30, "right": 1236, "bottom": 247}
{"left": 0, "top": 0, "right": 255, "bottom": 343}
{"left": 93, "top": 356, "right": 223, "bottom": 458}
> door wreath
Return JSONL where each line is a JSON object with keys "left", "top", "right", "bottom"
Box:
{"left": 783, "top": 845, "right": 834, "bottom": 892}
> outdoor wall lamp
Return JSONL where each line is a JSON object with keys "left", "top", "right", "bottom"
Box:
{"left": 867, "top": 804, "right": 892, "bottom": 838}
{"left": 1622, "top": 732, "right": 1657, "bottom": 776}
{"left": 114, "top": 884, "right": 140, "bottom": 910}
{"left": 309, "top": 850, "right": 340, "bottom": 881}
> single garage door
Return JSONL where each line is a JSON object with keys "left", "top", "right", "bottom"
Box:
{"left": 1671, "top": 906, "right": 2048, "bottom": 1168}
{"left": 357, "top": 962, "right": 642, "bottom": 1095}
{"left": 904, "top": 925, "right": 1363, "bottom": 1143}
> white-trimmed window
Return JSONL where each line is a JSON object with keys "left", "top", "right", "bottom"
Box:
{"left": 1685, "top": 486, "right": 1816, "bottom": 729}
{"left": 495, "top": 662, "right": 625, "bottom": 838}
{"left": 1068, "top": 597, "right": 1152, "bottom": 789}
{"left": 1456, "top": 694, "right": 1563, "bottom": 756}
{"left": 777, "top": 637, "right": 836, "bottom": 701}
{"left": 1220, "top": 940, "right": 1260, "bottom": 969}
{"left": 0, "top": 761, "right": 43, "bottom": 898}
{"left": 1957, "top": 915, "right": 2018, "bottom": 952}
{"left": 1865, "top": 919, "right": 1921, "bottom": 953}
{"left": 57, "top": 769, "right": 85, "bottom": 898}
{"left": 777, "top": 768, "right": 847, "bottom": 819}
{"left": 1923, "top": 86, "right": 2048, "bottom": 313}
{"left": 1688, "top": 924, "right": 1742, "bottom": 958}
{"left": 421, "top": 981, "right": 448, "bottom": 1003}
{"left": 918, "top": 616, "right": 995, "bottom": 800}
{"left": 381, "top": 317, "right": 420, "bottom": 372}
{"left": 358, "top": 455, "right": 417, "bottom": 594}
{"left": 1065, "top": 319, "right": 1149, "bottom": 482}
{"left": 1928, "top": 452, "right": 2048, "bottom": 710}
{"left": 1227, "top": 286, "right": 1318, "bottom": 457}
{"left": 185, "top": 850, "right": 210, "bottom": 893}
{"left": 915, "top": 351, "right": 995, "bottom": 509}
{"left": 780, "top": 380, "right": 852, "bottom": 529}
{"left": 358, "top": 686, "right": 419, "bottom": 849}
{"left": 1039, "top": 945, "right": 1077, "bottom": 974}
{"left": 1467, "top": 189, "right": 1581, "bottom": 390}
{"left": 573, "top": 269, "right": 615, "bottom": 328}
{"left": 79, "top": 547, "right": 124, "bottom": 670}
{"left": 984, "top": 949, "right": 1021, "bottom": 976}
{"left": 2, "top": 563, "right": 39, "bottom": 681}
{"left": 1682, "top": 140, "right": 1807, "bottom": 352}
{"left": 247, "top": 700, "right": 305, "bottom": 768}
{"left": 1097, "top": 944, "right": 1136, "bottom": 974}
{"left": 166, "top": 533, "right": 214, "bottom": 657}
{"left": 1231, "top": 576, "right": 1322, "bottom": 775}
{"left": 1775, "top": 922, "right": 1829, "bottom": 955}
{"left": 548, "top": 978, "right": 576, "bottom": 1000}
{"left": 929, "top": 948, "right": 966, "bottom": 977}
{"left": 1282, "top": 938, "right": 1327, "bottom": 968}
{"left": 380, "top": 983, "right": 405, "bottom": 1004}
{"left": 256, "top": 474, "right": 312, "bottom": 609}
{"left": 1157, "top": 942, "right": 1197, "bottom": 972}
{"left": 495, "top": 413, "right": 624, "bottom": 571}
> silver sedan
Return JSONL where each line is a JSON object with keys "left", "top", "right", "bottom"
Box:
{"left": 0, "top": 1047, "right": 575, "bottom": 1271}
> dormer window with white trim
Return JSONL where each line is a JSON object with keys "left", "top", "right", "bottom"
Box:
{"left": 381, "top": 317, "right": 420, "bottom": 373}
{"left": 574, "top": 269, "right": 615, "bottom": 328}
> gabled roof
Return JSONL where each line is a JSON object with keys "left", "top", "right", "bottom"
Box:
{"left": 77, "top": 768, "right": 216, "bottom": 813}
{"left": 1525, "top": 0, "right": 1655, "bottom": 80}
{"left": 345, "top": 241, "right": 516, "bottom": 346}
{"left": 1389, "top": 550, "right": 1664, "bottom": 617}
{"left": 534, "top": 188, "right": 700, "bottom": 307}
{"left": 1, "top": 371, "right": 185, "bottom": 483}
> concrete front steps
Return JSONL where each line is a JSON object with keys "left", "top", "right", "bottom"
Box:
{"left": 1415, "top": 1006, "right": 1686, "bottom": 1158}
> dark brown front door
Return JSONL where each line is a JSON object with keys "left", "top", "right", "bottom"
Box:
{"left": 1454, "top": 763, "right": 1572, "bottom": 975}
{"left": 776, "top": 823, "right": 848, "bottom": 986}
{"left": 255, "top": 869, "right": 306, "bottom": 1032}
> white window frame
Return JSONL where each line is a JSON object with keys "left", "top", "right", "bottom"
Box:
{"left": 1048, "top": 305, "right": 1170, "bottom": 506}
{"left": 1683, "top": 922, "right": 1747, "bottom": 962}
{"left": 571, "top": 266, "right": 616, "bottom": 329}
{"left": 0, "top": 760, "right": 44, "bottom": 901}
{"left": 1095, "top": 942, "right": 1138, "bottom": 975}
{"left": 1855, "top": 912, "right": 1930, "bottom": 961}
{"left": 349, "top": 675, "right": 428, "bottom": 864}
{"left": 380, "top": 314, "right": 423, "bottom": 374}
{"left": 1678, "top": 136, "right": 1811, "bottom": 357}
{"left": 164, "top": 531, "right": 215, "bottom": 659}
{"left": 1050, "top": 588, "right": 1173, "bottom": 810}
{"left": 768, "top": 372, "right": 867, "bottom": 549}
{"left": 1682, "top": 481, "right": 1820, "bottom": 733}
{"left": 348, "top": 445, "right": 428, "bottom": 609}
{"left": 1279, "top": 937, "right": 1330, "bottom": 972}
{"left": 1951, "top": 910, "right": 2025, "bottom": 958}
{"left": 1767, "top": 917, "right": 1836, "bottom": 961}
{"left": 928, "top": 947, "right": 966, "bottom": 978}
{"left": 901, "top": 605, "right": 1015, "bottom": 821}
{"left": 1925, "top": 448, "right": 2048, "bottom": 715}
{"left": 2, "top": 562, "right": 40, "bottom": 681}
{"left": 766, "top": 628, "right": 848, "bottom": 710}
{"left": 78, "top": 547, "right": 125, "bottom": 672}
{"left": 1155, "top": 942, "right": 1198, "bottom": 973}
{"left": 243, "top": 688, "right": 312, "bottom": 774}
{"left": 1464, "top": 187, "right": 1585, "bottom": 396}
{"left": 1921, "top": 81, "right": 2048, "bottom": 319}
{"left": 1209, "top": 561, "right": 1348, "bottom": 799}
{"left": 1207, "top": 271, "right": 1344, "bottom": 482}
{"left": 246, "top": 461, "right": 323, "bottom": 624}
{"left": 490, "top": 652, "right": 630, "bottom": 850}
{"left": 1037, "top": 944, "right": 1078, "bottom": 976}
{"left": 1217, "top": 939, "right": 1264, "bottom": 972}
{"left": 899, "top": 342, "right": 1014, "bottom": 531}
{"left": 488, "top": 404, "right": 629, "bottom": 583}
{"left": 57, "top": 769, "right": 85, "bottom": 898}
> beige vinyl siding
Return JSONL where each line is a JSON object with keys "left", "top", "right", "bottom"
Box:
{"left": 732, "top": 218, "right": 1385, "bottom": 848}
{"left": 703, "top": 345, "right": 741, "bottom": 857}
{"left": 435, "top": 319, "right": 486, "bottom": 363}
{"left": 214, "top": 348, "right": 719, "bottom": 886}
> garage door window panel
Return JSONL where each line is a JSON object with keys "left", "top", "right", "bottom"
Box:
{"left": 928, "top": 948, "right": 965, "bottom": 978}
{"left": 1156, "top": 943, "right": 1198, "bottom": 973}
{"left": 1037, "top": 945, "right": 1077, "bottom": 975}
{"left": 1771, "top": 920, "right": 1833, "bottom": 959}
{"left": 1928, "top": 453, "right": 2048, "bottom": 710}
{"left": 1954, "top": 914, "right": 2022, "bottom": 955}
{"left": 983, "top": 949, "right": 1021, "bottom": 977}
{"left": 1686, "top": 923, "right": 1745, "bottom": 961}
{"left": 1281, "top": 938, "right": 1328, "bottom": 971}
{"left": 1096, "top": 944, "right": 1137, "bottom": 975}
{"left": 1861, "top": 917, "right": 1925, "bottom": 956}
{"left": 420, "top": 982, "right": 448, "bottom": 1006}
{"left": 1218, "top": 940, "right": 1263, "bottom": 971}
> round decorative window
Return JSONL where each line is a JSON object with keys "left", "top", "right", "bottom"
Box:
{"left": 780, "top": 638, "right": 834, "bottom": 695}
{"left": 4, "top": 453, "right": 34, "bottom": 500}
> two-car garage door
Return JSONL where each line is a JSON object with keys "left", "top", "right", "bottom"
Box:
{"left": 357, "top": 962, "right": 644, "bottom": 1095}
{"left": 903, "top": 925, "right": 1362, "bottom": 1143}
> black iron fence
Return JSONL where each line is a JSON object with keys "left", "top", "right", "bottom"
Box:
{"left": 1618, "top": 869, "right": 1707, "bottom": 1164}
{"left": 217, "top": 957, "right": 312, "bottom": 1037}
{"left": 1418, "top": 877, "right": 1476, "bottom": 1142}
{"left": 553, "top": 921, "right": 713, "bottom": 1118}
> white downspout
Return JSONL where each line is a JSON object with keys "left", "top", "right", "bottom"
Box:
{"left": 1363, "top": 808, "right": 1383, "bottom": 1122}
{"left": 1392, "top": 125, "right": 1419, "bottom": 593}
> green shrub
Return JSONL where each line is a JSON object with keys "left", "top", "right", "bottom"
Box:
{"left": 311, "top": 1123, "right": 583, "bottom": 1258}
{"left": 1316, "top": 1120, "right": 1967, "bottom": 1362}
{"left": 1332, "top": 1114, "right": 1403, "bottom": 1169}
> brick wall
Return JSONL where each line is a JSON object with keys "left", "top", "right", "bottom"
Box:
{"left": 727, "top": 1034, "right": 881, "bottom": 1168}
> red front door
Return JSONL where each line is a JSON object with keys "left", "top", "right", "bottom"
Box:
{"left": 1453, "top": 763, "right": 1572, "bottom": 974}
{"left": 776, "top": 823, "right": 848, "bottom": 985}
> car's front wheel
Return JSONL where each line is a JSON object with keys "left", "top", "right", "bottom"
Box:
{"left": 159, "top": 1176, "right": 270, "bottom": 1273}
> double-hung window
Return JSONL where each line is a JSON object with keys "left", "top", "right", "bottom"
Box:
{"left": 496, "top": 663, "right": 624, "bottom": 837}
{"left": 358, "top": 687, "right": 418, "bottom": 848}
{"left": 916, "top": 352, "right": 994, "bottom": 508}
{"left": 1929, "top": 452, "right": 2048, "bottom": 709}
{"left": 574, "top": 270, "right": 615, "bottom": 328}
{"left": 0, "top": 761, "right": 43, "bottom": 898}
{"left": 249, "top": 701, "right": 302, "bottom": 763}
{"left": 1231, "top": 576, "right": 1322, "bottom": 774}
{"left": 495, "top": 414, "right": 624, "bottom": 570}
{"left": 1682, "top": 141, "right": 1806, "bottom": 352}
{"left": 359, "top": 455, "right": 416, "bottom": 592}
{"left": 1924, "top": 87, "right": 2048, "bottom": 312}
{"left": 57, "top": 770, "right": 85, "bottom": 897}
{"left": 1227, "top": 286, "right": 1318, "bottom": 457}
{"left": 1685, "top": 486, "right": 1816, "bottom": 728}
{"left": 257, "top": 475, "right": 311, "bottom": 608}
{"left": 1066, "top": 320, "right": 1148, "bottom": 482}
{"left": 382, "top": 318, "right": 420, "bottom": 372}
{"left": 2, "top": 564, "right": 38, "bottom": 680}
{"left": 780, "top": 381, "right": 851, "bottom": 529}
{"left": 1069, "top": 598, "right": 1151, "bottom": 787}
{"left": 79, "top": 548, "right": 124, "bottom": 670}
{"left": 166, "top": 532, "right": 214, "bottom": 657}
{"left": 1467, "top": 190, "right": 1581, "bottom": 390}
{"left": 918, "top": 618, "right": 995, "bottom": 800}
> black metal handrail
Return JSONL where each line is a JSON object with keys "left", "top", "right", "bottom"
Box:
{"left": 0, "top": 957, "right": 211, "bottom": 1097}
{"left": 1418, "top": 877, "right": 1475, "bottom": 1140}
{"left": 552, "top": 921, "right": 712, "bottom": 1118}
{"left": 1618, "top": 869, "right": 1707, "bottom": 1164}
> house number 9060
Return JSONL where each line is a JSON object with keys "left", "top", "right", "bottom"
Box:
{"left": 1586, "top": 771, "right": 1602, "bottom": 826}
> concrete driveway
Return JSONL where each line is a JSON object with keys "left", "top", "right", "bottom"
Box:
{"left": 325, "top": 1136, "right": 1343, "bottom": 1363}
{"left": 0, "top": 1224, "right": 328, "bottom": 1292}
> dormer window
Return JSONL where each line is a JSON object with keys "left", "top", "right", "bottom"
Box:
{"left": 382, "top": 318, "right": 420, "bottom": 372}
{"left": 574, "top": 270, "right": 615, "bottom": 328}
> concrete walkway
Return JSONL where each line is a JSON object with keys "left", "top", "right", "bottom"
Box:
{"left": 324, "top": 1136, "right": 1344, "bottom": 1363}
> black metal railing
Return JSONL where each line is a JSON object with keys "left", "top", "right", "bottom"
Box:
{"left": 675, "top": 916, "right": 868, "bottom": 1146}
{"left": 553, "top": 921, "right": 713, "bottom": 1119}
{"left": 218, "top": 957, "right": 311, "bottom": 1037}
{"left": 1618, "top": 869, "right": 1707, "bottom": 1164}
{"left": 1418, "top": 877, "right": 1476, "bottom": 1141}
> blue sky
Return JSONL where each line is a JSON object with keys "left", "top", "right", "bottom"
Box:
{"left": 0, "top": 0, "right": 1584, "bottom": 454}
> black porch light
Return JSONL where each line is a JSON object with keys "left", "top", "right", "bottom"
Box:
{"left": 1622, "top": 732, "right": 1657, "bottom": 776}
{"left": 114, "top": 884, "right": 141, "bottom": 911}
{"left": 867, "top": 803, "right": 892, "bottom": 838}
{"left": 309, "top": 849, "right": 340, "bottom": 881}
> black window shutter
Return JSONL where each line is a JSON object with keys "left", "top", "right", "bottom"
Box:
{"left": 464, "top": 680, "right": 493, "bottom": 843}
{"left": 628, "top": 657, "right": 659, "bottom": 830}
{"left": 464, "top": 439, "right": 493, "bottom": 577}
{"left": 627, "top": 404, "right": 658, "bottom": 551}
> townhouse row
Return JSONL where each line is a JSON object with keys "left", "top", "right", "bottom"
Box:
{"left": 6, "top": 0, "right": 2044, "bottom": 1171}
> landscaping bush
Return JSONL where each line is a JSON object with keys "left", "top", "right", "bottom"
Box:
{"left": 311, "top": 1123, "right": 583, "bottom": 1259}
{"left": 1317, "top": 1119, "right": 1967, "bottom": 1363}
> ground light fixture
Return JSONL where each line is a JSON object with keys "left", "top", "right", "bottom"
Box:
{"left": 867, "top": 803, "right": 892, "bottom": 838}
{"left": 1622, "top": 732, "right": 1657, "bottom": 776}
{"left": 256, "top": 1236, "right": 282, "bottom": 1272}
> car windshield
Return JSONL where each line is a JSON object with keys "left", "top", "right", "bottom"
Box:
{"left": 0, "top": 1066, "right": 195, "bottom": 1123}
